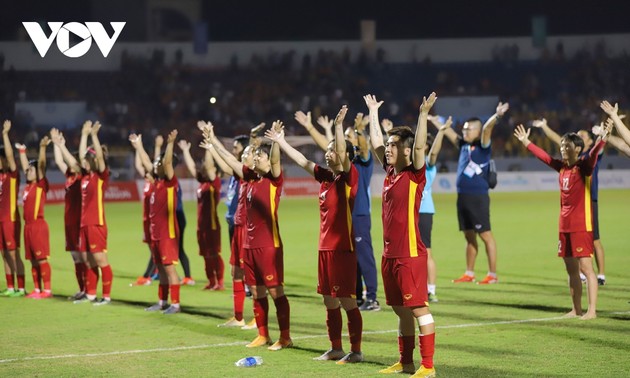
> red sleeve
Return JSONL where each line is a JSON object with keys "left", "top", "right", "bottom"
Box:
{"left": 346, "top": 164, "right": 358, "bottom": 187}
{"left": 314, "top": 165, "right": 333, "bottom": 183}
{"left": 165, "top": 175, "right": 178, "bottom": 188}
{"left": 242, "top": 165, "right": 257, "bottom": 181}
{"left": 38, "top": 178, "right": 49, "bottom": 192}
{"left": 580, "top": 140, "right": 605, "bottom": 176}
{"left": 527, "top": 143, "right": 563, "bottom": 172}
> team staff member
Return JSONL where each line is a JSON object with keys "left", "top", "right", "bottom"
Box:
{"left": 365, "top": 92, "right": 437, "bottom": 378}
{"left": 267, "top": 106, "right": 363, "bottom": 363}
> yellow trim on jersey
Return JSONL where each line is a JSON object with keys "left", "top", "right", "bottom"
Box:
{"left": 345, "top": 183, "right": 353, "bottom": 252}
{"left": 407, "top": 181, "right": 418, "bottom": 257}
{"left": 584, "top": 176, "right": 592, "bottom": 232}
{"left": 97, "top": 178, "right": 104, "bottom": 225}
{"left": 34, "top": 187, "right": 43, "bottom": 220}
{"left": 10, "top": 177, "right": 16, "bottom": 222}
{"left": 209, "top": 186, "right": 217, "bottom": 230}
{"left": 167, "top": 187, "right": 176, "bottom": 239}
{"left": 270, "top": 184, "right": 280, "bottom": 248}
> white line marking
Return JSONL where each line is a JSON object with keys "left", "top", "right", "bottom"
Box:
{"left": 0, "top": 313, "right": 618, "bottom": 364}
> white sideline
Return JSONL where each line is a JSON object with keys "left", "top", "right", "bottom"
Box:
{"left": 2, "top": 312, "right": 629, "bottom": 364}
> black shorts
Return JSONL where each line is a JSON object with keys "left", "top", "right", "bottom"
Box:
{"left": 592, "top": 200, "right": 600, "bottom": 240}
{"left": 418, "top": 213, "right": 433, "bottom": 248}
{"left": 457, "top": 193, "right": 491, "bottom": 233}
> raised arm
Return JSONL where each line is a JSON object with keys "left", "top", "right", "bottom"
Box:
{"left": 177, "top": 139, "right": 197, "bottom": 177}
{"left": 532, "top": 118, "right": 562, "bottom": 146}
{"left": 295, "top": 111, "right": 329, "bottom": 151}
{"left": 202, "top": 146, "right": 217, "bottom": 181}
{"left": 608, "top": 135, "right": 630, "bottom": 157}
{"left": 428, "top": 116, "right": 453, "bottom": 167}
{"left": 269, "top": 120, "right": 283, "bottom": 178}
{"left": 413, "top": 92, "right": 437, "bottom": 169}
{"left": 2, "top": 121, "right": 17, "bottom": 172}
{"left": 200, "top": 122, "right": 244, "bottom": 178}
{"left": 163, "top": 130, "right": 177, "bottom": 180}
{"left": 335, "top": 106, "right": 350, "bottom": 172}
{"left": 50, "top": 128, "right": 68, "bottom": 173}
{"left": 51, "top": 129, "right": 81, "bottom": 173}
{"left": 78, "top": 120, "right": 92, "bottom": 169}
{"left": 90, "top": 122, "right": 106, "bottom": 173}
{"left": 317, "top": 115, "right": 334, "bottom": 142}
{"left": 14, "top": 142, "right": 29, "bottom": 174}
{"left": 514, "top": 124, "right": 562, "bottom": 172}
{"left": 37, "top": 136, "right": 50, "bottom": 179}
{"left": 194, "top": 121, "right": 232, "bottom": 175}
{"left": 363, "top": 94, "right": 385, "bottom": 166}
{"left": 428, "top": 115, "right": 459, "bottom": 147}
{"left": 129, "top": 134, "right": 147, "bottom": 176}
{"left": 600, "top": 101, "right": 630, "bottom": 146}
{"left": 265, "top": 126, "right": 315, "bottom": 177}
{"left": 354, "top": 112, "right": 370, "bottom": 161}
{"left": 154, "top": 135, "right": 163, "bottom": 161}
{"left": 481, "top": 102, "right": 509, "bottom": 147}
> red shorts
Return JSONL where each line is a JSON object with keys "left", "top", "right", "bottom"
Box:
{"left": 197, "top": 228, "right": 221, "bottom": 257}
{"left": 79, "top": 225, "right": 108, "bottom": 253}
{"left": 65, "top": 222, "right": 80, "bottom": 251}
{"left": 317, "top": 250, "right": 357, "bottom": 298}
{"left": 229, "top": 225, "right": 245, "bottom": 268}
{"left": 244, "top": 246, "right": 284, "bottom": 287}
{"left": 382, "top": 256, "right": 428, "bottom": 307}
{"left": 0, "top": 220, "right": 20, "bottom": 250}
{"left": 152, "top": 237, "right": 179, "bottom": 265}
{"left": 558, "top": 232, "right": 593, "bottom": 258}
{"left": 24, "top": 220, "right": 50, "bottom": 260}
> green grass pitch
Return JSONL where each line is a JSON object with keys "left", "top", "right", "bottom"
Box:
{"left": 1, "top": 190, "right": 629, "bottom": 377}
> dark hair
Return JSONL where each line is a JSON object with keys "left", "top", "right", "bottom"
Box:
{"left": 255, "top": 143, "right": 272, "bottom": 158}
{"left": 28, "top": 159, "right": 37, "bottom": 167}
{"left": 388, "top": 126, "right": 415, "bottom": 149}
{"left": 426, "top": 132, "right": 435, "bottom": 151}
{"left": 579, "top": 129, "right": 596, "bottom": 145}
{"left": 465, "top": 117, "right": 483, "bottom": 126}
{"left": 0, "top": 145, "right": 5, "bottom": 159}
{"left": 330, "top": 139, "right": 356, "bottom": 161}
{"left": 561, "top": 132, "right": 585, "bottom": 153}
{"left": 234, "top": 135, "right": 249, "bottom": 148}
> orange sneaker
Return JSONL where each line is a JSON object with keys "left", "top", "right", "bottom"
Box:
{"left": 268, "top": 338, "right": 293, "bottom": 351}
{"left": 476, "top": 275, "right": 498, "bottom": 285}
{"left": 132, "top": 277, "right": 152, "bottom": 286}
{"left": 246, "top": 335, "right": 273, "bottom": 348}
{"left": 181, "top": 277, "right": 196, "bottom": 286}
{"left": 211, "top": 284, "right": 225, "bottom": 291}
{"left": 452, "top": 274, "right": 474, "bottom": 283}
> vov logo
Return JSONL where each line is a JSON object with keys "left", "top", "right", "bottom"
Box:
{"left": 22, "top": 22, "right": 126, "bottom": 58}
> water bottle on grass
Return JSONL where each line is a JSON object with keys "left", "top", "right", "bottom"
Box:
{"left": 235, "top": 356, "right": 263, "bottom": 367}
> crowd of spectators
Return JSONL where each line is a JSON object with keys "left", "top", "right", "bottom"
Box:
{"left": 1, "top": 40, "right": 628, "bottom": 166}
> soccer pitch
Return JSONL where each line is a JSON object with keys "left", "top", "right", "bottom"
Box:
{"left": 1, "top": 190, "right": 629, "bottom": 377}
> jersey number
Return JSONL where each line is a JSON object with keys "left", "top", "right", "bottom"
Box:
{"left": 562, "top": 177, "right": 569, "bottom": 191}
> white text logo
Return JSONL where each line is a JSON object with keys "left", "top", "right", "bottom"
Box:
{"left": 22, "top": 22, "right": 125, "bottom": 58}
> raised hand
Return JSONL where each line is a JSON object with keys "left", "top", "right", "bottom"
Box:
{"left": 513, "top": 124, "right": 531, "bottom": 145}
{"left": 40, "top": 136, "right": 50, "bottom": 147}
{"left": 272, "top": 120, "right": 284, "bottom": 133}
{"left": 601, "top": 119, "right": 614, "bottom": 141}
{"left": 14, "top": 142, "right": 26, "bottom": 150}
{"left": 334, "top": 105, "right": 348, "bottom": 126}
{"left": 496, "top": 102, "right": 510, "bottom": 117}
{"left": 155, "top": 135, "right": 164, "bottom": 147}
{"left": 2, "top": 120, "right": 11, "bottom": 135}
{"left": 531, "top": 118, "right": 547, "bottom": 128}
{"left": 91, "top": 121, "right": 101, "bottom": 136}
{"left": 440, "top": 116, "right": 453, "bottom": 131}
{"left": 381, "top": 118, "right": 393, "bottom": 133}
{"left": 128, "top": 133, "right": 142, "bottom": 148}
{"left": 81, "top": 120, "right": 92, "bottom": 135}
{"left": 264, "top": 127, "right": 284, "bottom": 142}
{"left": 166, "top": 130, "right": 178, "bottom": 144}
{"left": 177, "top": 140, "right": 191, "bottom": 151}
{"left": 363, "top": 94, "right": 383, "bottom": 111}
{"left": 196, "top": 120, "right": 208, "bottom": 133}
{"left": 250, "top": 122, "right": 266, "bottom": 137}
{"left": 294, "top": 111, "right": 312, "bottom": 129}
{"left": 600, "top": 100, "right": 618, "bottom": 117}
{"left": 355, "top": 112, "right": 369, "bottom": 132}
{"left": 317, "top": 115, "right": 333, "bottom": 131}
{"left": 420, "top": 92, "right": 438, "bottom": 114}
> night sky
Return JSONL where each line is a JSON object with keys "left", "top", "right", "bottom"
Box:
{"left": 1, "top": 0, "right": 629, "bottom": 41}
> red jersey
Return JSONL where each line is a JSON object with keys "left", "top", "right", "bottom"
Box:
{"left": 23, "top": 178, "right": 49, "bottom": 224}
{"left": 142, "top": 180, "right": 153, "bottom": 224}
{"left": 196, "top": 175, "right": 222, "bottom": 232}
{"left": 382, "top": 164, "right": 427, "bottom": 258}
{"left": 0, "top": 170, "right": 19, "bottom": 222}
{"left": 528, "top": 141, "right": 604, "bottom": 232}
{"left": 150, "top": 175, "right": 180, "bottom": 241}
{"left": 233, "top": 179, "right": 248, "bottom": 227}
{"left": 242, "top": 166, "right": 283, "bottom": 249}
{"left": 80, "top": 169, "right": 109, "bottom": 227}
{"left": 314, "top": 164, "right": 358, "bottom": 251}
{"left": 64, "top": 169, "right": 82, "bottom": 228}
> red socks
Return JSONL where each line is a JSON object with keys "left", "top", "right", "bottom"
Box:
{"left": 74, "top": 262, "right": 86, "bottom": 292}
{"left": 273, "top": 295, "right": 291, "bottom": 340}
{"left": 5, "top": 274, "right": 14, "bottom": 289}
{"left": 253, "top": 297, "right": 270, "bottom": 337}
{"left": 170, "top": 284, "right": 180, "bottom": 304}
{"left": 39, "top": 261, "right": 51, "bottom": 291}
{"left": 31, "top": 267, "right": 41, "bottom": 291}
{"left": 85, "top": 266, "right": 99, "bottom": 296}
{"left": 233, "top": 280, "right": 245, "bottom": 321}
{"left": 101, "top": 265, "right": 113, "bottom": 298}
{"left": 159, "top": 284, "right": 169, "bottom": 301}
{"left": 327, "top": 307, "right": 343, "bottom": 350}
{"left": 346, "top": 307, "right": 363, "bottom": 353}
{"left": 399, "top": 335, "right": 415, "bottom": 364}
{"left": 419, "top": 333, "right": 435, "bottom": 369}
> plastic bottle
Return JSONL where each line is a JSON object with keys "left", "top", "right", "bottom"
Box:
{"left": 234, "top": 356, "right": 263, "bottom": 367}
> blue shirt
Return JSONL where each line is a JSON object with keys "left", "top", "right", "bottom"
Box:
{"left": 420, "top": 157, "right": 437, "bottom": 214}
{"left": 176, "top": 182, "right": 184, "bottom": 213}
{"left": 456, "top": 139, "right": 491, "bottom": 194}
{"left": 225, "top": 176, "right": 240, "bottom": 225}
{"left": 352, "top": 151, "right": 373, "bottom": 216}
